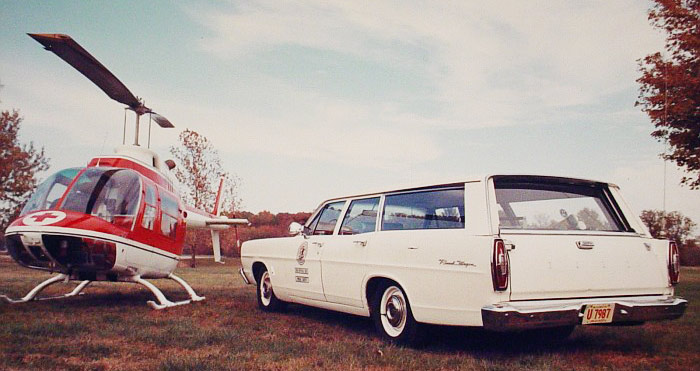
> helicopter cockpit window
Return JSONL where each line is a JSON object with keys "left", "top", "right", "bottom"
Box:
{"left": 60, "top": 168, "right": 142, "bottom": 230}
{"left": 21, "top": 168, "right": 82, "bottom": 215}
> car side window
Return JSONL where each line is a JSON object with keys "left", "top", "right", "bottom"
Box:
{"left": 340, "top": 197, "right": 380, "bottom": 235}
{"left": 309, "top": 201, "right": 346, "bottom": 235}
{"left": 382, "top": 187, "right": 465, "bottom": 231}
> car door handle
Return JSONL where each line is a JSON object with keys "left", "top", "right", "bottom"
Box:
{"left": 353, "top": 240, "right": 367, "bottom": 247}
{"left": 576, "top": 241, "right": 594, "bottom": 249}
{"left": 312, "top": 242, "right": 324, "bottom": 247}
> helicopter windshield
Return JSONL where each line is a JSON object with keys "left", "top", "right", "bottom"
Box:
{"left": 60, "top": 168, "right": 142, "bottom": 229}
{"left": 21, "top": 167, "right": 82, "bottom": 215}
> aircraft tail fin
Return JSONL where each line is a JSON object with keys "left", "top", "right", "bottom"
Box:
{"left": 212, "top": 177, "right": 225, "bottom": 216}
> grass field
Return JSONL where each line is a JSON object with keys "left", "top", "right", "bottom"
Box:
{"left": 1, "top": 256, "right": 698, "bottom": 371}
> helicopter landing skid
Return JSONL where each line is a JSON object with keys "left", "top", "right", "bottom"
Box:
{"left": 131, "top": 273, "right": 205, "bottom": 310}
{"left": 0, "top": 274, "right": 91, "bottom": 304}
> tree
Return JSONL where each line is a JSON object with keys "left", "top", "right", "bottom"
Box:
{"left": 640, "top": 209, "right": 696, "bottom": 245}
{"left": 637, "top": 0, "right": 700, "bottom": 188}
{"left": 1, "top": 109, "right": 50, "bottom": 242}
{"left": 233, "top": 211, "right": 311, "bottom": 249}
{"left": 169, "top": 129, "right": 241, "bottom": 265}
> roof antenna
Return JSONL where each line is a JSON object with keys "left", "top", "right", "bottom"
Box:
{"left": 661, "top": 57, "right": 668, "bottom": 236}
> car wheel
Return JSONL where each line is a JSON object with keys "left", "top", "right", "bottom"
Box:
{"left": 371, "top": 281, "right": 422, "bottom": 345}
{"left": 256, "top": 268, "right": 285, "bottom": 312}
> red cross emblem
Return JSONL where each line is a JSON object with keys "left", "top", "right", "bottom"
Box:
{"left": 31, "top": 212, "right": 60, "bottom": 222}
{"left": 22, "top": 211, "right": 67, "bottom": 226}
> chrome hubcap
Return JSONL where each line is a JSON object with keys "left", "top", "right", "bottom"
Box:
{"left": 380, "top": 286, "right": 407, "bottom": 336}
{"left": 386, "top": 296, "right": 405, "bottom": 327}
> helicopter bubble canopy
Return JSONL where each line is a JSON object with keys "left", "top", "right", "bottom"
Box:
{"left": 21, "top": 167, "right": 82, "bottom": 215}
{"left": 60, "top": 168, "right": 142, "bottom": 228}
{"left": 22, "top": 167, "right": 142, "bottom": 230}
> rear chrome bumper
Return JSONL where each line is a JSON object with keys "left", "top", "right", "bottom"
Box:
{"left": 481, "top": 295, "right": 687, "bottom": 332}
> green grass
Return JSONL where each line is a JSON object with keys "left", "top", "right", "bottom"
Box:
{"left": 1, "top": 256, "right": 698, "bottom": 370}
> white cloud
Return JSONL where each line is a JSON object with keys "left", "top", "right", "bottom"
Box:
{"left": 158, "top": 84, "right": 443, "bottom": 169}
{"left": 192, "top": 1, "right": 665, "bottom": 130}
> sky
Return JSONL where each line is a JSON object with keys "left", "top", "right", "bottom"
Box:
{"left": 1, "top": 1, "right": 698, "bottom": 226}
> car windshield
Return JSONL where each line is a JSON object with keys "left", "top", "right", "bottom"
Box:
{"left": 21, "top": 167, "right": 82, "bottom": 215}
{"left": 60, "top": 167, "right": 141, "bottom": 224}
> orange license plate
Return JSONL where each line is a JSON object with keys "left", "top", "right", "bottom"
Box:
{"left": 582, "top": 303, "right": 615, "bottom": 325}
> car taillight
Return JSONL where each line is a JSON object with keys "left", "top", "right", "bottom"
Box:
{"left": 492, "top": 239, "right": 509, "bottom": 291}
{"left": 669, "top": 241, "right": 680, "bottom": 285}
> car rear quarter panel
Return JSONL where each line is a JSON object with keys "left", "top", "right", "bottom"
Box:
{"left": 365, "top": 231, "right": 504, "bottom": 326}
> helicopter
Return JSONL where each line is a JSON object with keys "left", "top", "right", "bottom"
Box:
{"left": 1, "top": 33, "right": 248, "bottom": 309}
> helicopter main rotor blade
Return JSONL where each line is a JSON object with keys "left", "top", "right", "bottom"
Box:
{"left": 150, "top": 112, "right": 174, "bottom": 128}
{"left": 28, "top": 33, "right": 141, "bottom": 109}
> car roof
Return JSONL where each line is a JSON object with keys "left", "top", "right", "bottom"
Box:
{"left": 319, "top": 174, "right": 615, "bottom": 203}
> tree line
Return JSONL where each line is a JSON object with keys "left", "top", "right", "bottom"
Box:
{"left": 183, "top": 210, "right": 311, "bottom": 258}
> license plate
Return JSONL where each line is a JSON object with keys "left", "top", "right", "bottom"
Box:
{"left": 582, "top": 303, "right": 615, "bottom": 325}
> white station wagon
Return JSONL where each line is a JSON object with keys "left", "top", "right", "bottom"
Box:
{"left": 239, "top": 175, "right": 687, "bottom": 344}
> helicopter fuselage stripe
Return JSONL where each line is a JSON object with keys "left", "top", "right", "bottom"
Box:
{"left": 5, "top": 226, "right": 180, "bottom": 260}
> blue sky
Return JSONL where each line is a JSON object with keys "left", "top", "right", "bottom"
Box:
{"left": 1, "top": 0, "right": 698, "bottom": 225}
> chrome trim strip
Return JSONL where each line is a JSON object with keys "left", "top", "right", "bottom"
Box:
{"left": 499, "top": 230, "right": 641, "bottom": 237}
{"left": 239, "top": 267, "right": 250, "bottom": 285}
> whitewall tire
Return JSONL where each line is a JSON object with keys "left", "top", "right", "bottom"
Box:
{"left": 256, "top": 268, "right": 285, "bottom": 312}
{"left": 371, "top": 281, "right": 422, "bottom": 345}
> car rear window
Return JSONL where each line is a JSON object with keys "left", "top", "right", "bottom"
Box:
{"left": 494, "top": 177, "right": 625, "bottom": 232}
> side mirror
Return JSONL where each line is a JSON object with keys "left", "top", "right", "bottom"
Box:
{"left": 289, "top": 222, "right": 304, "bottom": 236}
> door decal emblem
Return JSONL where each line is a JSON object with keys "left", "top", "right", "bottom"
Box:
{"left": 296, "top": 241, "right": 308, "bottom": 265}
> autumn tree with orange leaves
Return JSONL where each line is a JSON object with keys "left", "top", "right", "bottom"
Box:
{"left": 637, "top": 0, "right": 700, "bottom": 188}
{"left": 169, "top": 129, "right": 241, "bottom": 264}
{"left": 0, "top": 109, "right": 49, "bottom": 243}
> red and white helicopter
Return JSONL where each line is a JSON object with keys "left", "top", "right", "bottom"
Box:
{"left": 2, "top": 34, "right": 247, "bottom": 309}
